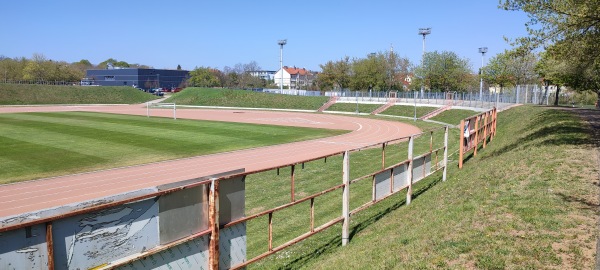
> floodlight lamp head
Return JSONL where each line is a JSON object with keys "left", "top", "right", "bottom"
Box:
{"left": 479, "top": 47, "right": 488, "bottom": 54}
{"left": 278, "top": 39, "right": 287, "bottom": 46}
{"left": 418, "top": 28, "right": 431, "bottom": 36}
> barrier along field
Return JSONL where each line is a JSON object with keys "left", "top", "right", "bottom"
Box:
{"left": 459, "top": 108, "right": 497, "bottom": 168}
{"left": 0, "top": 125, "right": 450, "bottom": 270}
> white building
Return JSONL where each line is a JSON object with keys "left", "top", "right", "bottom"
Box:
{"left": 273, "top": 66, "right": 316, "bottom": 89}
{"left": 248, "top": 70, "right": 276, "bottom": 81}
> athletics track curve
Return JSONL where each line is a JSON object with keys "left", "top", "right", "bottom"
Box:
{"left": 0, "top": 104, "right": 421, "bottom": 221}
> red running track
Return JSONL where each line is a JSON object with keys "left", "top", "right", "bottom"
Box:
{"left": 0, "top": 104, "right": 421, "bottom": 221}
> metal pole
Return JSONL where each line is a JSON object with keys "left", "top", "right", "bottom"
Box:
{"left": 442, "top": 126, "right": 449, "bottom": 181}
{"left": 414, "top": 91, "right": 417, "bottom": 121}
{"left": 406, "top": 136, "right": 414, "bottom": 204}
{"left": 280, "top": 45, "right": 283, "bottom": 92}
{"left": 342, "top": 151, "right": 350, "bottom": 246}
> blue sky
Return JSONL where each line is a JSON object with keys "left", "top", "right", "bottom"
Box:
{"left": 1, "top": 1, "right": 530, "bottom": 72}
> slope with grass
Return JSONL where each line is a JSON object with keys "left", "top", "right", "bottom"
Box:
{"left": 430, "top": 108, "right": 478, "bottom": 125}
{"left": 380, "top": 104, "right": 439, "bottom": 118}
{"left": 166, "top": 87, "right": 329, "bottom": 110}
{"left": 250, "top": 105, "right": 599, "bottom": 269}
{"left": 0, "top": 112, "right": 346, "bottom": 184}
{"left": 325, "top": 103, "right": 381, "bottom": 114}
{"left": 0, "top": 84, "right": 157, "bottom": 105}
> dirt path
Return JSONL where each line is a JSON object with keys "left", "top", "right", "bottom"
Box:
{"left": 0, "top": 104, "right": 422, "bottom": 225}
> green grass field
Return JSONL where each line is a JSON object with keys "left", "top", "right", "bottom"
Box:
{"left": 0, "top": 84, "right": 157, "bottom": 105}
{"left": 0, "top": 112, "right": 346, "bottom": 184}
{"left": 166, "top": 87, "right": 329, "bottom": 110}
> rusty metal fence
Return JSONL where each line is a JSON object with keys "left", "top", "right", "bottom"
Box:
{"left": 0, "top": 126, "right": 449, "bottom": 270}
{"left": 459, "top": 108, "right": 497, "bottom": 168}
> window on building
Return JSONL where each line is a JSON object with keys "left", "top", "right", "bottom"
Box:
{"left": 105, "top": 76, "right": 115, "bottom": 81}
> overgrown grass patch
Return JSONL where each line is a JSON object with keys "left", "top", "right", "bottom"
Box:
{"left": 0, "top": 84, "right": 157, "bottom": 105}
{"left": 166, "top": 88, "right": 329, "bottom": 110}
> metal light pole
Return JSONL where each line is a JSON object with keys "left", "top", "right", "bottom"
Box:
{"left": 478, "top": 47, "right": 488, "bottom": 101}
{"left": 418, "top": 28, "right": 431, "bottom": 96}
{"left": 278, "top": 39, "right": 287, "bottom": 92}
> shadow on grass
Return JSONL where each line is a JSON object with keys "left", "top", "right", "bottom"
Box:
{"left": 556, "top": 192, "right": 599, "bottom": 209}
{"left": 278, "top": 176, "right": 443, "bottom": 269}
{"left": 484, "top": 109, "right": 594, "bottom": 159}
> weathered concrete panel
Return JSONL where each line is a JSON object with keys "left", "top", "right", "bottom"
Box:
{"left": 219, "top": 176, "right": 246, "bottom": 226}
{"left": 52, "top": 198, "right": 159, "bottom": 269}
{"left": 393, "top": 163, "right": 409, "bottom": 192}
{"left": 374, "top": 169, "right": 391, "bottom": 200}
{"left": 412, "top": 156, "right": 425, "bottom": 183}
{"left": 219, "top": 223, "right": 246, "bottom": 269}
{"left": 0, "top": 224, "right": 48, "bottom": 269}
{"left": 115, "top": 235, "right": 210, "bottom": 270}
{"left": 159, "top": 185, "right": 208, "bottom": 245}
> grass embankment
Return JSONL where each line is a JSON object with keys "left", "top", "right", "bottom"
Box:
{"left": 380, "top": 105, "right": 439, "bottom": 118}
{"left": 249, "top": 105, "right": 599, "bottom": 269}
{"left": 0, "top": 112, "right": 346, "bottom": 184}
{"left": 0, "top": 84, "right": 157, "bottom": 105}
{"left": 430, "top": 108, "right": 479, "bottom": 125}
{"left": 325, "top": 103, "right": 381, "bottom": 114}
{"left": 166, "top": 88, "right": 329, "bottom": 110}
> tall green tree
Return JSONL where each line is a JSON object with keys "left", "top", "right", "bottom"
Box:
{"left": 413, "top": 51, "right": 473, "bottom": 92}
{"left": 500, "top": 0, "right": 600, "bottom": 97}
{"left": 482, "top": 51, "right": 515, "bottom": 93}
{"left": 351, "top": 54, "right": 386, "bottom": 91}
{"left": 317, "top": 57, "right": 351, "bottom": 91}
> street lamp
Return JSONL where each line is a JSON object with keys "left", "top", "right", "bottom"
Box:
{"left": 278, "top": 39, "right": 287, "bottom": 92}
{"left": 478, "top": 47, "right": 488, "bottom": 101}
{"left": 418, "top": 28, "right": 431, "bottom": 96}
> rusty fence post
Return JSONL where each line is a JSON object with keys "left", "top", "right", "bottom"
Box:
{"left": 483, "top": 112, "right": 488, "bottom": 148}
{"left": 474, "top": 116, "right": 479, "bottom": 157}
{"left": 46, "top": 222, "right": 54, "bottom": 270}
{"left": 381, "top": 143, "right": 386, "bottom": 169}
{"left": 209, "top": 179, "right": 220, "bottom": 270}
{"left": 459, "top": 119, "right": 465, "bottom": 169}
{"left": 290, "top": 165, "right": 295, "bottom": 202}
{"left": 342, "top": 151, "right": 350, "bottom": 246}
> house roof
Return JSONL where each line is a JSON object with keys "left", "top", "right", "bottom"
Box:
{"left": 283, "top": 66, "right": 311, "bottom": 76}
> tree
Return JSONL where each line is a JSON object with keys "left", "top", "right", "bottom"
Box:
{"left": 317, "top": 56, "right": 351, "bottom": 91}
{"left": 188, "top": 67, "right": 220, "bottom": 87}
{"left": 482, "top": 51, "right": 515, "bottom": 94}
{"left": 351, "top": 54, "right": 386, "bottom": 91}
{"left": 413, "top": 51, "right": 473, "bottom": 92}
{"left": 500, "top": 0, "right": 600, "bottom": 98}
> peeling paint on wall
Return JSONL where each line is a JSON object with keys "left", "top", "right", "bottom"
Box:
{"left": 53, "top": 198, "right": 159, "bottom": 269}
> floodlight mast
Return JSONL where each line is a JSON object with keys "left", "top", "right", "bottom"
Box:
{"left": 278, "top": 39, "right": 287, "bottom": 92}
{"left": 418, "top": 28, "right": 431, "bottom": 96}
{"left": 478, "top": 47, "right": 488, "bottom": 100}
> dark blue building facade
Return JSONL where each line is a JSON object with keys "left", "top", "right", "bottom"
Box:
{"left": 85, "top": 68, "right": 189, "bottom": 90}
